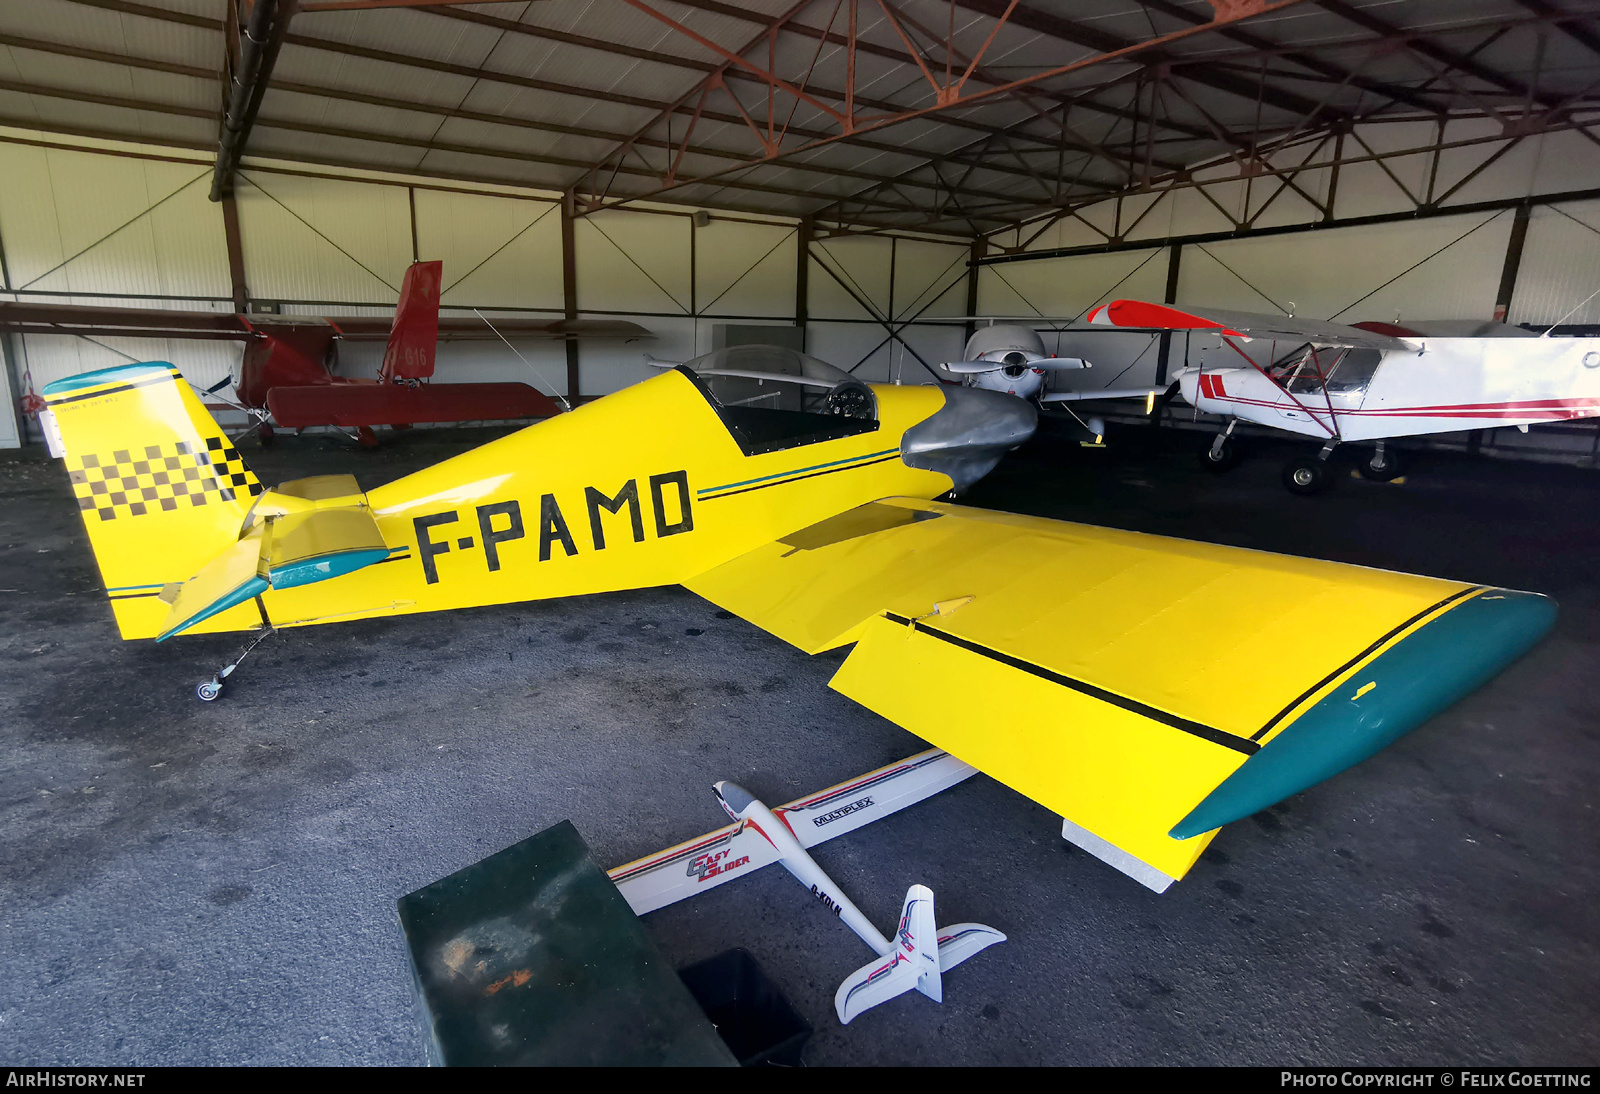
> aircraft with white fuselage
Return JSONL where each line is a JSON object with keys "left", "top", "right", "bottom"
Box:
{"left": 1075, "top": 299, "right": 1600, "bottom": 493}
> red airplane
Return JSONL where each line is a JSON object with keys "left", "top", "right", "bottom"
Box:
{"left": 4, "top": 260, "right": 650, "bottom": 444}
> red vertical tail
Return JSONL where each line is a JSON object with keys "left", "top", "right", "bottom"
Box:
{"left": 381, "top": 260, "right": 442, "bottom": 382}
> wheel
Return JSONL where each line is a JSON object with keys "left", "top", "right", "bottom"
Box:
{"left": 1198, "top": 435, "right": 1241, "bottom": 473}
{"left": 196, "top": 680, "right": 222, "bottom": 702}
{"left": 257, "top": 423, "right": 274, "bottom": 448}
{"left": 1359, "top": 447, "right": 1404, "bottom": 481}
{"left": 1282, "top": 457, "right": 1331, "bottom": 496}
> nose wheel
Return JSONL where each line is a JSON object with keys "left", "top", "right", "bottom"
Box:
{"left": 1198, "top": 432, "right": 1241, "bottom": 472}
{"left": 1282, "top": 457, "right": 1330, "bottom": 495}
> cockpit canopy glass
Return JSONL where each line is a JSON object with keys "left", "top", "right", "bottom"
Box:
{"left": 1269, "top": 344, "right": 1383, "bottom": 396}
{"left": 678, "top": 344, "right": 878, "bottom": 456}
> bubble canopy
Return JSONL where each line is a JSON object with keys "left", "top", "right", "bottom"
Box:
{"left": 681, "top": 345, "right": 853, "bottom": 386}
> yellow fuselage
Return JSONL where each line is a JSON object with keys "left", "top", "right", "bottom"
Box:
{"left": 113, "top": 370, "right": 953, "bottom": 639}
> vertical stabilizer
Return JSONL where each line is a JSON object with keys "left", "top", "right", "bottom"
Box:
{"left": 834, "top": 885, "right": 942, "bottom": 1024}
{"left": 381, "top": 260, "right": 443, "bottom": 381}
{"left": 41, "top": 363, "right": 262, "bottom": 639}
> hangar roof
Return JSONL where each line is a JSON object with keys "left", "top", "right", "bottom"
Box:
{"left": 1, "top": 0, "right": 1596, "bottom": 238}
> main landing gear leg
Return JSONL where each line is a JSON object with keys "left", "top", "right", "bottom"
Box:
{"left": 1283, "top": 440, "right": 1338, "bottom": 496}
{"left": 1198, "top": 420, "right": 1241, "bottom": 473}
{"left": 196, "top": 626, "right": 277, "bottom": 702}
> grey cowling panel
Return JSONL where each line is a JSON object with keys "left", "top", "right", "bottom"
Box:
{"left": 901, "top": 386, "right": 1038, "bottom": 493}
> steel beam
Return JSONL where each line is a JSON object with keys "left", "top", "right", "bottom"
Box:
{"left": 212, "top": 0, "right": 297, "bottom": 201}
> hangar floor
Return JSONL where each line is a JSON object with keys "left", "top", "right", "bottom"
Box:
{"left": 1, "top": 417, "right": 1596, "bottom": 1066}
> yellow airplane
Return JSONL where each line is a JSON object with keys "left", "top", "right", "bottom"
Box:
{"left": 38, "top": 346, "right": 1555, "bottom": 892}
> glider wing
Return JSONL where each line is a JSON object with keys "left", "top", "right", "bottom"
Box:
{"left": 685, "top": 499, "right": 1554, "bottom": 890}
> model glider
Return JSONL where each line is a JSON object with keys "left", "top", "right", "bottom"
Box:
{"left": 609, "top": 751, "right": 1002, "bottom": 1024}
{"left": 1085, "top": 299, "right": 1600, "bottom": 493}
{"left": 39, "top": 344, "right": 1556, "bottom": 891}
{"left": 5, "top": 260, "right": 650, "bottom": 444}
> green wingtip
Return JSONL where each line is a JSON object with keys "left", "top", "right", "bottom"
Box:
{"left": 1170, "top": 589, "right": 1557, "bottom": 840}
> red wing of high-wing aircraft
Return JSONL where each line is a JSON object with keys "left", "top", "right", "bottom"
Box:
{"left": 2, "top": 260, "right": 651, "bottom": 443}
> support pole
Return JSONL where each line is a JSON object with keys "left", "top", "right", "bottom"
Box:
{"left": 1155, "top": 241, "right": 1182, "bottom": 386}
{"left": 221, "top": 191, "right": 249, "bottom": 313}
{"left": 963, "top": 237, "right": 985, "bottom": 352}
{"left": 795, "top": 217, "right": 811, "bottom": 351}
{"left": 561, "top": 192, "right": 581, "bottom": 402}
{"left": 1493, "top": 202, "right": 1531, "bottom": 323}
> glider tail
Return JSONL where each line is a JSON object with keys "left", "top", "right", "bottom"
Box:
{"left": 836, "top": 885, "right": 939, "bottom": 1025}
{"left": 834, "top": 885, "right": 1005, "bottom": 1024}
{"left": 41, "top": 362, "right": 264, "bottom": 639}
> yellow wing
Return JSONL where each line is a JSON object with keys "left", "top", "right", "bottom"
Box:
{"left": 686, "top": 498, "right": 1554, "bottom": 890}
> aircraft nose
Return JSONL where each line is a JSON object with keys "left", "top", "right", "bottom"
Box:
{"left": 713, "top": 780, "right": 756, "bottom": 817}
{"left": 901, "top": 384, "right": 1038, "bottom": 493}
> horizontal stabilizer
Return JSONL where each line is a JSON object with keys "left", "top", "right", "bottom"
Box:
{"left": 935, "top": 923, "right": 1007, "bottom": 971}
{"left": 157, "top": 525, "right": 270, "bottom": 641}
{"left": 836, "top": 885, "right": 941, "bottom": 1024}
{"left": 158, "top": 500, "right": 391, "bottom": 640}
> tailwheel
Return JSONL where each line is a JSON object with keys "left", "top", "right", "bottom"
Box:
{"left": 257, "top": 422, "right": 274, "bottom": 448}
{"left": 196, "top": 678, "right": 222, "bottom": 702}
{"left": 1283, "top": 457, "right": 1331, "bottom": 496}
{"left": 1198, "top": 434, "right": 1241, "bottom": 473}
{"left": 1359, "top": 445, "right": 1405, "bottom": 481}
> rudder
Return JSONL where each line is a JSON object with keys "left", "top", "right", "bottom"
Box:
{"left": 42, "top": 362, "right": 264, "bottom": 639}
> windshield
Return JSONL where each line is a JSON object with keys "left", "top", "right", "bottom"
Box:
{"left": 676, "top": 344, "right": 879, "bottom": 456}
{"left": 1270, "top": 345, "right": 1382, "bottom": 396}
{"left": 681, "top": 345, "right": 852, "bottom": 413}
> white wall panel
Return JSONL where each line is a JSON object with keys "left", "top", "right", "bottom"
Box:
{"left": 977, "top": 247, "right": 1169, "bottom": 320}
{"left": 575, "top": 209, "right": 692, "bottom": 316}
{"left": 809, "top": 236, "right": 891, "bottom": 320}
{"left": 16, "top": 333, "right": 237, "bottom": 393}
{"left": 0, "top": 143, "right": 228, "bottom": 300}
{"left": 1511, "top": 200, "right": 1600, "bottom": 326}
{"left": 1526, "top": 129, "right": 1600, "bottom": 194}
{"left": 235, "top": 173, "right": 413, "bottom": 303}
{"left": 414, "top": 189, "right": 563, "bottom": 310}
{"left": 892, "top": 239, "right": 970, "bottom": 321}
{"left": 580, "top": 314, "right": 694, "bottom": 397}
{"left": 695, "top": 220, "right": 796, "bottom": 318}
{"left": 1179, "top": 213, "right": 1512, "bottom": 323}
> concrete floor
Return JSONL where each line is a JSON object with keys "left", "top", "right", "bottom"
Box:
{"left": 1, "top": 418, "right": 1596, "bottom": 1066}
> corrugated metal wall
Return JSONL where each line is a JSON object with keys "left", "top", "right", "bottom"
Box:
{"left": 0, "top": 130, "right": 972, "bottom": 437}
{"left": 975, "top": 122, "right": 1600, "bottom": 466}
{"left": 3, "top": 118, "right": 1600, "bottom": 465}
